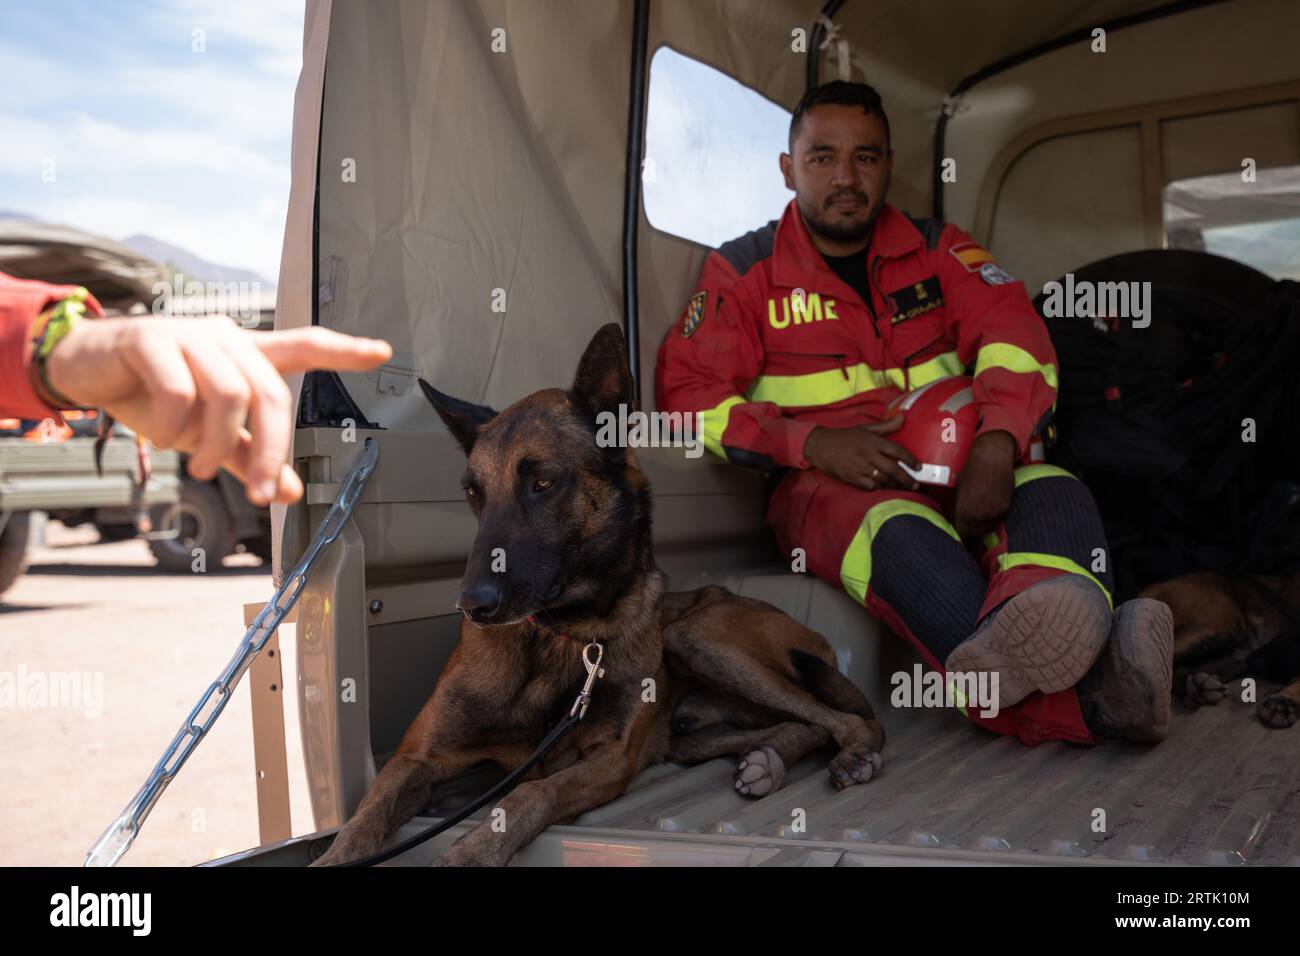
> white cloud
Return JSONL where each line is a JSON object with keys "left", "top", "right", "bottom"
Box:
{"left": 110, "top": 61, "right": 299, "bottom": 143}
{"left": 0, "top": 1, "right": 303, "bottom": 279}
{"left": 0, "top": 113, "right": 286, "bottom": 182}
{"left": 151, "top": 0, "right": 304, "bottom": 75}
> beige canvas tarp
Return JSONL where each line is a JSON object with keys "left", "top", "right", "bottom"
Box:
{"left": 274, "top": 0, "right": 1300, "bottom": 575}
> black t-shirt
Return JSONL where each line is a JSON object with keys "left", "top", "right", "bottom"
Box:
{"left": 821, "top": 251, "right": 871, "bottom": 307}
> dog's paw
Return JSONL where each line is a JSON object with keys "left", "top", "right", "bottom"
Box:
{"left": 309, "top": 836, "right": 368, "bottom": 867}
{"left": 1257, "top": 694, "right": 1300, "bottom": 729}
{"left": 734, "top": 745, "right": 785, "bottom": 797}
{"left": 827, "top": 741, "right": 882, "bottom": 791}
{"left": 1179, "top": 670, "right": 1228, "bottom": 707}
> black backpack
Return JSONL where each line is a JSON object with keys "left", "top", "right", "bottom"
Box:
{"left": 1036, "top": 250, "right": 1300, "bottom": 599}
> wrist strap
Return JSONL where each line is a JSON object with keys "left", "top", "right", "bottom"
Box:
{"left": 28, "top": 287, "right": 90, "bottom": 410}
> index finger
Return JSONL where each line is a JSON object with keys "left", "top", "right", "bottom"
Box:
{"left": 255, "top": 327, "right": 393, "bottom": 374}
{"left": 874, "top": 438, "right": 921, "bottom": 470}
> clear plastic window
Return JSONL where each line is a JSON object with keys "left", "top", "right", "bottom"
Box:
{"left": 1164, "top": 165, "right": 1300, "bottom": 280}
{"left": 642, "top": 47, "right": 793, "bottom": 249}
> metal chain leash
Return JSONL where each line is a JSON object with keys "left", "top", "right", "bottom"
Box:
{"left": 84, "top": 437, "right": 380, "bottom": 867}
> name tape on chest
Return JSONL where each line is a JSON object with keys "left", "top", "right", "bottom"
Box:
{"left": 888, "top": 275, "right": 944, "bottom": 324}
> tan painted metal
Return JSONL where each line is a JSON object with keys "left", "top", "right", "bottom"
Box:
{"left": 245, "top": 601, "right": 296, "bottom": 845}
{"left": 973, "top": 80, "right": 1300, "bottom": 246}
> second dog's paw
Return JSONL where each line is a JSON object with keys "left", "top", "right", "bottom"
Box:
{"left": 1257, "top": 695, "right": 1299, "bottom": 729}
{"left": 828, "top": 741, "right": 882, "bottom": 791}
{"left": 734, "top": 745, "right": 785, "bottom": 797}
{"left": 1180, "top": 671, "right": 1228, "bottom": 707}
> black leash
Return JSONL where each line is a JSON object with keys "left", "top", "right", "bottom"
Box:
{"left": 337, "top": 640, "right": 605, "bottom": 867}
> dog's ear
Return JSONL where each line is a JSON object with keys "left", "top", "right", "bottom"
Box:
{"left": 418, "top": 378, "right": 498, "bottom": 456}
{"left": 570, "top": 323, "right": 634, "bottom": 418}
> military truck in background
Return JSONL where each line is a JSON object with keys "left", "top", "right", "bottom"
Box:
{"left": 0, "top": 418, "right": 182, "bottom": 596}
{"left": 0, "top": 218, "right": 272, "bottom": 591}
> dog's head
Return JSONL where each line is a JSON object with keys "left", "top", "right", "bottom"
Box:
{"left": 419, "top": 323, "right": 652, "bottom": 628}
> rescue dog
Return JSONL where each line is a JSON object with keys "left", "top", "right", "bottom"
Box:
{"left": 313, "top": 324, "right": 885, "bottom": 867}
{"left": 1140, "top": 569, "right": 1300, "bottom": 728}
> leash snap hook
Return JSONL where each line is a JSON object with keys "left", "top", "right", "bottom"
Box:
{"left": 570, "top": 641, "right": 606, "bottom": 719}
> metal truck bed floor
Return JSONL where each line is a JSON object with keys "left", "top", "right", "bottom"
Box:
{"left": 217, "top": 568, "right": 1300, "bottom": 868}
{"left": 405, "top": 687, "right": 1300, "bottom": 866}
{"left": 222, "top": 680, "right": 1300, "bottom": 867}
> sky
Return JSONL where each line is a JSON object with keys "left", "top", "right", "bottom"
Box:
{"left": 0, "top": 0, "right": 303, "bottom": 283}
{"left": 644, "top": 47, "right": 794, "bottom": 249}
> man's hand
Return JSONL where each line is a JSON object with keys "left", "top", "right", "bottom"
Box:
{"left": 953, "top": 430, "right": 1016, "bottom": 542}
{"left": 803, "top": 418, "right": 922, "bottom": 492}
{"left": 47, "top": 316, "right": 393, "bottom": 506}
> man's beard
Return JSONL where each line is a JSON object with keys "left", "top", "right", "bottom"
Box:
{"left": 798, "top": 190, "right": 885, "bottom": 244}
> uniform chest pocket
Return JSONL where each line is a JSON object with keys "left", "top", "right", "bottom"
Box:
{"left": 886, "top": 276, "right": 950, "bottom": 363}
{"left": 762, "top": 341, "right": 861, "bottom": 377}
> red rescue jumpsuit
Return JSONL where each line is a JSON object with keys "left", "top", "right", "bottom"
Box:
{"left": 656, "top": 200, "right": 1111, "bottom": 745}
{"left": 0, "top": 271, "right": 103, "bottom": 420}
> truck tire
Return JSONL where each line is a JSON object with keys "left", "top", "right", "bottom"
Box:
{"left": 148, "top": 480, "right": 234, "bottom": 573}
{"left": 0, "top": 511, "right": 32, "bottom": 599}
{"left": 245, "top": 526, "right": 274, "bottom": 563}
{"left": 95, "top": 522, "right": 137, "bottom": 542}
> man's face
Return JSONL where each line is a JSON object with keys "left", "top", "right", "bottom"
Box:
{"left": 781, "top": 104, "right": 893, "bottom": 247}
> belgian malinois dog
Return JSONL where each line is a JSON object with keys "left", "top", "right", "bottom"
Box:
{"left": 1141, "top": 569, "right": 1300, "bottom": 728}
{"left": 314, "top": 324, "right": 886, "bottom": 867}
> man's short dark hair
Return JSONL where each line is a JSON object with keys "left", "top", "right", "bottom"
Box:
{"left": 788, "top": 80, "right": 890, "bottom": 152}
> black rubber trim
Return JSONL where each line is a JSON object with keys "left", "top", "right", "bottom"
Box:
{"left": 805, "top": 0, "right": 850, "bottom": 91}
{"left": 930, "top": 0, "right": 1228, "bottom": 220}
{"left": 622, "top": 0, "right": 652, "bottom": 401}
{"left": 299, "top": 55, "right": 379, "bottom": 430}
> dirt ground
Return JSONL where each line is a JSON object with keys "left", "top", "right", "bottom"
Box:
{"left": 0, "top": 520, "right": 314, "bottom": 866}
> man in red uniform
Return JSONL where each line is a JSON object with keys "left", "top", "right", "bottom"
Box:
{"left": 656, "top": 81, "right": 1173, "bottom": 745}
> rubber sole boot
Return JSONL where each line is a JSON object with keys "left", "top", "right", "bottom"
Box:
{"left": 1078, "top": 598, "right": 1174, "bottom": 743}
{"left": 945, "top": 576, "right": 1112, "bottom": 710}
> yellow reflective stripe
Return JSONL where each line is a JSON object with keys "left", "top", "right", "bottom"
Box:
{"left": 840, "top": 499, "right": 960, "bottom": 605}
{"left": 946, "top": 674, "right": 969, "bottom": 718}
{"left": 1012, "top": 463, "right": 1075, "bottom": 487}
{"left": 747, "top": 351, "right": 963, "bottom": 407}
{"left": 697, "top": 395, "right": 745, "bottom": 459}
{"left": 996, "top": 552, "right": 1113, "bottom": 610}
{"left": 974, "top": 343, "right": 1058, "bottom": 391}
{"left": 889, "top": 351, "right": 965, "bottom": 390}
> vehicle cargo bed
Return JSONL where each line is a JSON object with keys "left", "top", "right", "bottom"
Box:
{"left": 224, "top": 569, "right": 1300, "bottom": 867}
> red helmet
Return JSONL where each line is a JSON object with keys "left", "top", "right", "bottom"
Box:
{"left": 886, "top": 376, "right": 978, "bottom": 488}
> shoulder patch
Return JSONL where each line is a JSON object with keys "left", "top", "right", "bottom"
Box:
{"left": 979, "top": 262, "right": 1015, "bottom": 286}
{"left": 716, "top": 220, "right": 778, "bottom": 277}
{"left": 682, "top": 291, "right": 707, "bottom": 337}
{"left": 949, "top": 241, "right": 996, "bottom": 273}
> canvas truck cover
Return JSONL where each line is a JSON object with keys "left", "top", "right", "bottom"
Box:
{"left": 243, "top": 0, "right": 1300, "bottom": 866}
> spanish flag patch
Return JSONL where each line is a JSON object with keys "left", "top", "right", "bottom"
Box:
{"left": 949, "top": 242, "right": 996, "bottom": 273}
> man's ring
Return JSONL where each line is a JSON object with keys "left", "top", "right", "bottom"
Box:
{"left": 871, "top": 467, "right": 880, "bottom": 479}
